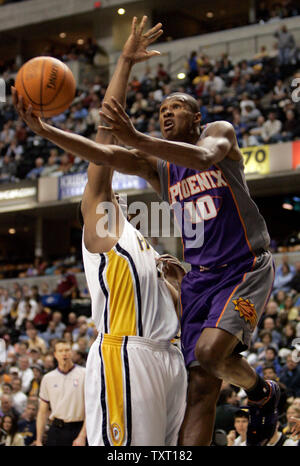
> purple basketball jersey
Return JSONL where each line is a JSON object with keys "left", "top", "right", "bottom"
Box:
{"left": 157, "top": 150, "right": 270, "bottom": 267}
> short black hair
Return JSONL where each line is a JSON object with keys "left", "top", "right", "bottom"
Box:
{"left": 234, "top": 409, "right": 249, "bottom": 420}
{"left": 162, "top": 92, "right": 200, "bottom": 114}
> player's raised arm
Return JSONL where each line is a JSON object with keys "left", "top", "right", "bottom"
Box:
{"left": 99, "top": 96, "right": 242, "bottom": 170}
{"left": 11, "top": 89, "right": 160, "bottom": 190}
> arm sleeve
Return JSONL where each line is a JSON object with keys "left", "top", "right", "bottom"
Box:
{"left": 156, "top": 159, "right": 170, "bottom": 203}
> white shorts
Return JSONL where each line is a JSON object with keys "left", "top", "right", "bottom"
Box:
{"left": 85, "top": 333, "right": 187, "bottom": 446}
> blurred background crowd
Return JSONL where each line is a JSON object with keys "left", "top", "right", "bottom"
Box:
{"left": 0, "top": 252, "right": 299, "bottom": 445}
{"left": 0, "top": 23, "right": 299, "bottom": 185}
{"left": 0, "top": 0, "right": 299, "bottom": 447}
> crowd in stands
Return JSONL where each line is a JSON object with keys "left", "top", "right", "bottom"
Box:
{"left": 0, "top": 22, "right": 299, "bottom": 183}
{"left": 0, "top": 249, "right": 299, "bottom": 445}
{"left": 213, "top": 256, "right": 300, "bottom": 446}
{"left": 256, "top": 1, "right": 299, "bottom": 23}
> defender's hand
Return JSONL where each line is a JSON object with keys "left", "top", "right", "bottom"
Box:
{"left": 122, "top": 16, "right": 163, "bottom": 64}
{"left": 156, "top": 254, "right": 186, "bottom": 284}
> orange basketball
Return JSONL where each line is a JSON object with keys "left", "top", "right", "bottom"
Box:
{"left": 15, "top": 56, "right": 76, "bottom": 118}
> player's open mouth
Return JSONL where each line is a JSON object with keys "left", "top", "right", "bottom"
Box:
{"left": 164, "top": 119, "right": 174, "bottom": 131}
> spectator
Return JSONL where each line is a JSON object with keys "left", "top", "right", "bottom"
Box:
{"left": 23, "top": 326, "right": 47, "bottom": 355}
{"left": 256, "top": 347, "right": 282, "bottom": 377}
{"left": 156, "top": 63, "right": 170, "bottom": 86}
{"left": 186, "top": 51, "right": 200, "bottom": 82}
{"left": 72, "top": 316, "right": 94, "bottom": 342}
{"left": 289, "top": 262, "right": 300, "bottom": 294}
{"left": 32, "top": 302, "right": 51, "bottom": 333}
{"left": 27, "top": 364, "right": 43, "bottom": 398}
{"left": 240, "top": 99, "right": 261, "bottom": 128}
{"left": 15, "top": 296, "right": 39, "bottom": 330}
{"left": 256, "top": 1, "right": 270, "bottom": 22}
{"left": 17, "top": 356, "right": 34, "bottom": 394}
{"left": 0, "top": 414, "right": 24, "bottom": 446}
{"left": 261, "top": 316, "right": 282, "bottom": 347}
{"left": 203, "top": 71, "right": 225, "bottom": 94}
{"left": 56, "top": 266, "right": 78, "bottom": 302}
{"left": 214, "top": 387, "right": 240, "bottom": 434}
{"left": 226, "top": 409, "right": 249, "bottom": 446}
{"left": 11, "top": 376, "right": 27, "bottom": 416}
{"left": 271, "top": 79, "right": 288, "bottom": 105}
{"left": 40, "top": 149, "right": 59, "bottom": 177}
{"left": 282, "top": 110, "right": 300, "bottom": 141}
{"left": 253, "top": 329, "right": 277, "bottom": 356}
{"left": 274, "top": 24, "right": 296, "bottom": 66}
{"left": 282, "top": 296, "right": 299, "bottom": 321}
{"left": 51, "top": 311, "right": 66, "bottom": 335}
{"left": 260, "top": 111, "right": 282, "bottom": 144}
{"left": 267, "top": 421, "right": 298, "bottom": 446}
{"left": 281, "top": 322, "right": 297, "bottom": 349}
{"left": 282, "top": 404, "right": 300, "bottom": 437}
{"left": 42, "top": 353, "right": 56, "bottom": 374}
{"left": 273, "top": 263, "right": 295, "bottom": 294}
{"left": 17, "top": 400, "right": 37, "bottom": 446}
{"left": 280, "top": 354, "right": 300, "bottom": 397}
{"left": 26, "top": 157, "right": 44, "bottom": 180}
{"left": 0, "top": 393, "right": 19, "bottom": 420}
{"left": 41, "top": 320, "right": 62, "bottom": 347}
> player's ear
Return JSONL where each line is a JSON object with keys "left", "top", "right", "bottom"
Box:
{"left": 194, "top": 112, "right": 202, "bottom": 125}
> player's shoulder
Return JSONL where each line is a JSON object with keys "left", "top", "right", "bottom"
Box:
{"left": 202, "top": 120, "right": 235, "bottom": 138}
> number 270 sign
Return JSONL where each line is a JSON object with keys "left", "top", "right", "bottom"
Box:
{"left": 241, "top": 145, "right": 270, "bottom": 175}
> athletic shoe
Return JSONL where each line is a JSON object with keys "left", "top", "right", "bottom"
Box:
{"left": 246, "top": 380, "right": 281, "bottom": 446}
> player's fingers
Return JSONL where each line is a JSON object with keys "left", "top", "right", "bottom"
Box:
{"left": 144, "top": 22, "right": 163, "bottom": 38}
{"left": 25, "top": 105, "right": 33, "bottom": 119}
{"left": 131, "top": 16, "right": 137, "bottom": 34}
{"left": 110, "top": 97, "right": 129, "bottom": 121}
{"left": 102, "top": 101, "right": 119, "bottom": 117}
{"left": 17, "top": 95, "right": 26, "bottom": 117}
{"left": 99, "top": 110, "right": 116, "bottom": 124}
{"left": 146, "top": 51, "right": 161, "bottom": 59}
{"left": 147, "top": 30, "right": 164, "bottom": 45}
{"left": 98, "top": 125, "right": 114, "bottom": 132}
{"left": 137, "top": 15, "right": 148, "bottom": 36}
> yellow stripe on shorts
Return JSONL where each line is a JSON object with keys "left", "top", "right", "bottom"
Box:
{"left": 102, "top": 334, "right": 127, "bottom": 446}
{"left": 106, "top": 249, "right": 137, "bottom": 336}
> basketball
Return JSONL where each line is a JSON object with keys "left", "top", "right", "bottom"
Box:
{"left": 15, "top": 56, "right": 76, "bottom": 118}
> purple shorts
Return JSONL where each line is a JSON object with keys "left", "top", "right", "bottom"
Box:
{"left": 180, "top": 251, "right": 275, "bottom": 367}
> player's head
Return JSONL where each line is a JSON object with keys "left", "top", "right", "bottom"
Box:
{"left": 159, "top": 92, "right": 201, "bottom": 142}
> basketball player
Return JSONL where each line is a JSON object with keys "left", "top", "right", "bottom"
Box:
{"left": 12, "top": 18, "right": 279, "bottom": 446}
{"left": 13, "top": 17, "right": 187, "bottom": 446}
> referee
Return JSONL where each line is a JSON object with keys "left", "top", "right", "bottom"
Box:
{"left": 36, "top": 339, "right": 86, "bottom": 446}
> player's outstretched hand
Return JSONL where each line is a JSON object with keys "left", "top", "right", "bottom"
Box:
{"left": 99, "top": 96, "right": 139, "bottom": 146}
{"left": 122, "top": 16, "right": 163, "bottom": 64}
{"left": 156, "top": 254, "right": 186, "bottom": 285}
{"left": 11, "top": 86, "right": 45, "bottom": 135}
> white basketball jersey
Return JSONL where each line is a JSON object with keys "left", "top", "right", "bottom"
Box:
{"left": 82, "top": 219, "right": 179, "bottom": 341}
